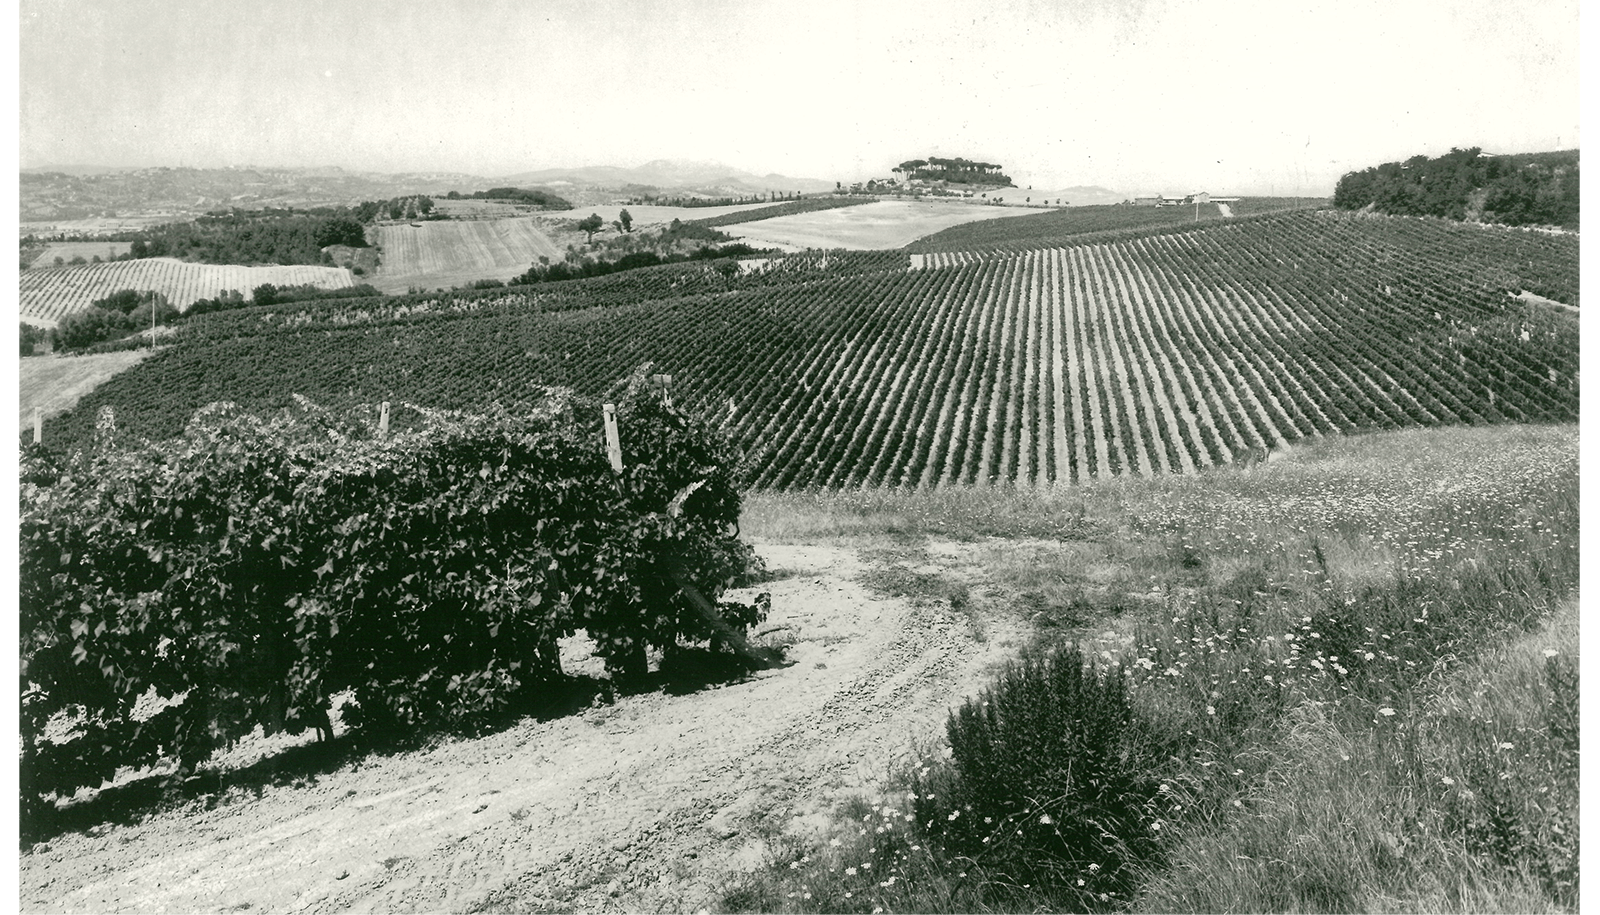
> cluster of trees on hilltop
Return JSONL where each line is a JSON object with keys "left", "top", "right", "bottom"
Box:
{"left": 443, "top": 188, "right": 573, "bottom": 209}
{"left": 1333, "top": 147, "right": 1579, "bottom": 229}
{"left": 349, "top": 195, "right": 439, "bottom": 224}
{"left": 125, "top": 213, "right": 369, "bottom": 265}
{"left": 894, "top": 157, "right": 1014, "bottom": 187}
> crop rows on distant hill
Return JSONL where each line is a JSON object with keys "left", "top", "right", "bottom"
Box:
{"left": 687, "top": 196, "right": 873, "bottom": 227}
{"left": 372, "top": 217, "right": 565, "bottom": 285}
{"left": 19, "top": 258, "right": 355, "bottom": 325}
{"left": 907, "top": 203, "right": 1226, "bottom": 253}
{"left": 40, "top": 213, "right": 1577, "bottom": 491}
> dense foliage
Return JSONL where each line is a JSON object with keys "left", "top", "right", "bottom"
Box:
{"left": 624, "top": 193, "right": 798, "bottom": 207}
{"left": 127, "top": 213, "right": 369, "bottom": 266}
{"left": 21, "top": 322, "right": 49, "bottom": 356}
{"left": 51, "top": 290, "right": 178, "bottom": 350}
{"left": 913, "top": 647, "right": 1159, "bottom": 908}
{"left": 20, "top": 376, "right": 768, "bottom": 817}
{"left": 445, "top": 188, "right": 573, "bottom": 209}
{"left": 895, "top": 156, "right": 1013, "bottom": 186}
{"left": 509, "top": 242, "right": 765, "bottom": 286}
{"left": 348, "top": 195, "right": 438, "bottom": 224}
{"left": 185, "top": 283, "right": 385, "bottom": 317}
{"left": 1333, "top": 147, "right": 1579, "bottom": 230}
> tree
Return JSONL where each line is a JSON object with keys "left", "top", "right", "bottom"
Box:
{"left": 619, "top": 209, "right": 633, "bottom": 233}
{"left": 577, "top": 213, "right": 604, "bottom": 243}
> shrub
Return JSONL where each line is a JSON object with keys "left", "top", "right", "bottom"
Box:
{"left": 912, "top": 646, "right": 1161, "bottom": 909}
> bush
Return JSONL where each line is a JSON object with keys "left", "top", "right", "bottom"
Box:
{"left": 20, "top": 373, "right": 769, "bottom": 814}
{"left": 912, "top": 646, "right": 1162, "bottom": 909}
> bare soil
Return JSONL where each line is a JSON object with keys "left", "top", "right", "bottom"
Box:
{"left": 20, "top": 541, "right": 1030, "bottom": 914}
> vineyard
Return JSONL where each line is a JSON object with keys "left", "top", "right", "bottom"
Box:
{"left": 19, "top": 258, "right": 355, "bottom": 325}
{"left": 37, "top": 212, "right": 1578, "bottom": 491}
{"left": 370, "top": 217, "right": 565, "bottom": 291}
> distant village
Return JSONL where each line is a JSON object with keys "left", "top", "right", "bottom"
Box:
{"left": 1127, "top": 192, "right": 1241, "bottom": 207}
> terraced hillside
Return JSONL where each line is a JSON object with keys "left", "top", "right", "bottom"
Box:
{"left": 37, "top": 212, "right": 1578, "bottom": 490}
{"left": 19, "top": 259, "right": 356, "bottom": 326}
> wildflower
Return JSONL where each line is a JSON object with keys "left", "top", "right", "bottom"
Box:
{"left": 829, "top": 838, "right": 841, "bottom": 847}
{"left": 1442, "top": 776, "right": 1455, "bottom": 785}
{"left": 1206, "top": 705, "right": 1216, "bottom": 716}
{"left": 1542, "top": 649, "right": 1559, "bottom": 658}
{"left": 789, "top": 861, "right": 800, "bottom": 870}
{"left": 947, "top": 810, "right": 960, "bottom": 820}
{"left": 1499, "top": 742, "right": 1514, "bottom": 751}
{"left": 1378, "top": 707, "right": 1396, "bottom": 717}
{"left": 845, "top": 867, "right": 857, "bottom": 877}
{"left": 1039, "top": 813, "right": 1054, "bottom": 825}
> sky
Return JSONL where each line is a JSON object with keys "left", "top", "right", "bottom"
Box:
{"left": 16, "top": 0, "right": 1583, "bottom": 196}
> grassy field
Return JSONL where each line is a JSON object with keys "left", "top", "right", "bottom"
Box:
{"left": 728, "top": 423, "right": 1579, "bottom": 913}
{"left": 19, "top": 350, "right": 159, "bottom": 432}
{"left": 369, "top": 217, "right": 564, "bottom": 292}
{"left": 28, "top": 241, "right": 135, "bottom": 267}
{"left": 726, "top": 200, "right": 1042, "bottom": 250}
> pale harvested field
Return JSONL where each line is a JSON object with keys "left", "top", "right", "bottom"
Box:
{"left": 29, "top": 241, "right": 134, "bottom": 267}
{"left": 726, "top": 199, "right": 1040, "bottom": 250}
{"left": 20, "top": 350, "right": 158, "bottom": 432}
{"left": 371, "top": 218, "right": 565, "bottom": 293}
{"left": 562, "top": 202, "right": 788, "bottom": 227}
{"left": 19, "top": 259, "right": 356, "bottom": 326}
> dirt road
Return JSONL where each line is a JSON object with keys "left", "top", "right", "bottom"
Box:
{"left": 21, "top": 542, "right": 1028, "bottom": 914}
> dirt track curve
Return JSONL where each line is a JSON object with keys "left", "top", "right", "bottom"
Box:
{"left": 21, "top": 543, "right": 1027, "bottom": 914}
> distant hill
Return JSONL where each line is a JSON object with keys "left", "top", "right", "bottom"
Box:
{"left": 20, "top": 160, "right": 839, "bottom": 223}
{"left": 20, "top": 166, "right": 489, "bottom": 223}
{"left": 498, "top": 159, "right": 836, "bottom": 196}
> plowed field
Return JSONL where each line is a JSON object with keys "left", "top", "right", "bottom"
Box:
{"left": 371, "top": 218, "right": 564, "bottom": 292}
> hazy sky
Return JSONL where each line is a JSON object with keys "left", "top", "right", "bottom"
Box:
{"left": 17, "top": 0, "right": 1582, "bottom": 194}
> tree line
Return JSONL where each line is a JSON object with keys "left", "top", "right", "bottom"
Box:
{"left": 1333, "top": 147, "right": 1579, "bottom": 229}
{"left": 894, "top": 156, "right": 1014, "bottom": 186}
{"left": 443, "top": 188, "right": 573, "bottom": 209}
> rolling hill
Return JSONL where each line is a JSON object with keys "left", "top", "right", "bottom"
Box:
{"left": 31, "top": 211, "right": 1578, "bottom": 491}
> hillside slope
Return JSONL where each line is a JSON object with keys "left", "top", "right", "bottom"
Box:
{"left": 34, "top": 213, "right": 1578, "bottom": 492}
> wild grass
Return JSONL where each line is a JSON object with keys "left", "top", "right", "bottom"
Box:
{"left": 725, "top": 424, "right": 1578, "bottom": 913}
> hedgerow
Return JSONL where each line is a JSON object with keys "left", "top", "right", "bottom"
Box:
{"left": 19, "top": 370, "right": 767, "bottom": 818}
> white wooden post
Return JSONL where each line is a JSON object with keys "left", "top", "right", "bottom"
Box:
{"left": 603, "top": 403, "right": 623, "bottom": 472}
{"left": 33, "top": 407, "right": 41, "bottom": 444}
{"left": 378, "top": 401, "right": 390, "bottom": 438}
{"left": 659, "top": 373, "right": 673, "bottom": 409}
